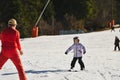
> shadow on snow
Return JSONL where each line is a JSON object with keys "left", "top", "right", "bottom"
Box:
{"left": 2, "top": 69, "right": 68, "bottom": 76}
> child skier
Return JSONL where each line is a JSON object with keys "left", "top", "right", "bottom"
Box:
{"left": 65, "top": 37, "right": 86, "bottom": 71}
{"left": 114, "top": 36, "right": 120, "bottom": 51}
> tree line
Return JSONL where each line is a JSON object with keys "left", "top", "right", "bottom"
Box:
{"left": 0, "top": 0, "right": 119, "bottom": 37}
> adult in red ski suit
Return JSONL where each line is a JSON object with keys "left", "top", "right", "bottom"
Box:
{"left": 0, "top": 19, "right": 27, "bottom": 80}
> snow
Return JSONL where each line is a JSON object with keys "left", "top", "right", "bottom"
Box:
{"left": 0, "top": 29, "right": 120, "bottom": 80}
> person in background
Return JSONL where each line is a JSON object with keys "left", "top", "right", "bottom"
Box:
{"left": 111, "top": 26, "right": 115, "bottom": 32}
{"left": 114, "top": 36, "right": 120, "bottom": 51}
{"left": 0, "top": 19, "right": 27, "bottom": 80}
{"left": 65, "top": 37, "right": 86, "bottom": 71}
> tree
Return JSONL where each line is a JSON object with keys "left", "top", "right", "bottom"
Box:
{"left": 0, "top": 0, "right": 18, "bottom": 24}
{"left": 53, "top": 0, "right": 96, "bottom": 30}
{"left": 14, "top": 0, "right": 42, "bottom": 37}
{"left": 0, "top": 0, "right": 119, "bottom": 36}
{"left": 85, "top": 0, "right": 117, "bottom": 31}
{"left": 0, "top": 0, "right": 55, "bottom": 37}
{"left": 115, "top": 0, "right": 120, "bottom": 23}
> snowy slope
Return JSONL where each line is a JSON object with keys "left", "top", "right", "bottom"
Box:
{"left": 0, "top": 29, "right": 120, "bottom": 80}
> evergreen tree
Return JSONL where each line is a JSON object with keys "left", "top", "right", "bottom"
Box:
{"left": 115, "top": 0, "right": 120, "bottom": 23}
{"left": 53, "top": 0, "right": 96, "bottom": 30}
{"left": 0, "top": 0, "right": 119, "bottom": 37}
{"left": 0, "top": 0, "right": 54, "bottom": 37}
{"left": 14, "top": 0, "right": 42, "bottom": 37}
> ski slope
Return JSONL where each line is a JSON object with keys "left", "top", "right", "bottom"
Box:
{"left": 0, "top": 29, "right": 120, "bottom": 80}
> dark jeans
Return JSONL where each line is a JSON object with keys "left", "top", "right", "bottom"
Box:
{"left": 114, "top": 45, "right": 120, "bottom": 51}
{"left": 71, "top": 57, "right": 85, "bottom": 70}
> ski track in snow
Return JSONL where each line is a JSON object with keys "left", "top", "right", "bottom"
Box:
{"left": 0, "top": 29, "right": 120, "bottom": 80}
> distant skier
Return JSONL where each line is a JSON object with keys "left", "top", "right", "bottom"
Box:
{"left": 111, "top": 26, "right": 115, "bottom": 32}
{"left": 109, "top": 20, "right": 115, "bottom": 32}
{"left": 65, "top": 37, "right": 86, "bottom": 71}
{"left": 114, "top": 36, "right": 120, "bottom": 51}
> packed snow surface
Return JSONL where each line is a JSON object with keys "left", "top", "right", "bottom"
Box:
{"left": 0, "top": 29, "right": 120, "bottom": 80}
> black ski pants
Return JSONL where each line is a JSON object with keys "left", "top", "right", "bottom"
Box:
{"left": 71, "top": 57, "right": 85, "bottom": 70}
{"left": 114, "top": 44, "right": 120, "bottom": 51}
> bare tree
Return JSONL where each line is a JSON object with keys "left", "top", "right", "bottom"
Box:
{"left": 94, "top": 0, "right": 115, "bottom": 26}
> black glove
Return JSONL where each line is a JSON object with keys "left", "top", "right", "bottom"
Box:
{"left": 83, "top": 51, "right": 86, "bottom": 54}
{"left": 65, "top": 52, "right": 67, "bottom": 55}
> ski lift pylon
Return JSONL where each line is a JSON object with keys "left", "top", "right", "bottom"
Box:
{"left": 32, "top": 0, "right": 51, "bottom": 37}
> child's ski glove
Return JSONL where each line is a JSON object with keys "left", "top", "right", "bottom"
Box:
{"left": 65, "top": 52, "right": 67, "bottom": 55}
{"left": 83, "top": 51, "right": 86, "bottom": 54}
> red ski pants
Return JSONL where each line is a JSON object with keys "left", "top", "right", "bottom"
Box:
{"left": 0, "top": 53, "right": 27, "bottom": 80}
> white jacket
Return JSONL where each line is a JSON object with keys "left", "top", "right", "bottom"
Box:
{"left": 66, "top": 43, "right": 86, "bottom": 57}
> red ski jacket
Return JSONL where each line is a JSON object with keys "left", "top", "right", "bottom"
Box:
{"left": 1, "top": 27, "right": 22, "bottom": 57}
